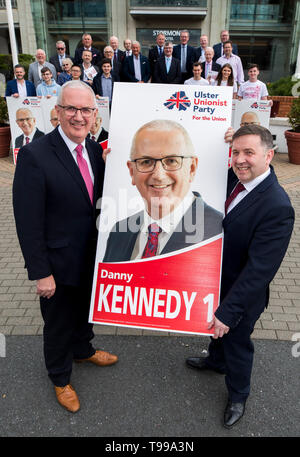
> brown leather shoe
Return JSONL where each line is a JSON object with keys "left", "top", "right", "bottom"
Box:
{"left": 54, "top": 384, "right": 80, "bottom": 413}
{"left": 75, "top": 350, "right": 118, "bottom": 366}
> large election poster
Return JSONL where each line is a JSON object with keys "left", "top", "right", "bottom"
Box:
{"left": 6, "top": 96, "right": 45, "bottom": 164}
{"left": 89, "top": 83, "right": 232, "bottom": 335}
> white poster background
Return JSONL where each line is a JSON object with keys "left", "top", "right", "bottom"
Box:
{"left": 95, "top": 82, "right": 233, "bottom": 263}
{"left": 7, "top": 96, "right": 45, "bottom": 151}
{"left": 96, "top": 97, "right": 110, "bottom": 132}
{"left": 41, "top": 96, "right": 58, "bottom": 133}
{"left": 233, "top": 99, "right": 271, "bottom": 131}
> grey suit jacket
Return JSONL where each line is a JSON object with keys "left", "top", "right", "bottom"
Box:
{"left": 103, "top": 192, "right": 223, "bottom": 262}
{"left": 28, "top": 61, "right": 57, "bottom": 87}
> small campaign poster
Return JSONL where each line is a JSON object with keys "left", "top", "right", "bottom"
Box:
{"left": 89, "top": 83, "right": 232, "bottom": 335}
{"left": 233, "top": 99, "right": 271, "bottom": 131}
{"left": 89, "top": 97, "right": 110, "bottom": 150}
{"left": 41, "top": 96, "right": 59, "bottom": 133}
{"left": 6, "top": 96, "right": 45, "bottom": 164}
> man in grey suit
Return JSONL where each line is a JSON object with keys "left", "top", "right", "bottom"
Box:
{"left": 28, "top": 49, "right": 57, "bottom": 88}
{"left": 103, "top": 120, "right": 222, "bottom": 262}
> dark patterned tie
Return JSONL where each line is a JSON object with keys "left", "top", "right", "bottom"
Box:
{"left": 225, "top": 182, "right": 245, "bottom": 215}
{"left": 142, "top": 223, "right": 161, "bottom": 258}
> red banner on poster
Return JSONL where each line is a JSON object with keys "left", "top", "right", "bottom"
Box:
{"left": 91, "top": 237, "right": 222, "bottom": 335}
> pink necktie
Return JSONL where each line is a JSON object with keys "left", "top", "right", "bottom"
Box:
{"left": 142, "top": 223, "right": 161, "bottom": 258}
{"left": 225, "top": 182, "right": 245, "bottom": 215}
{"left": 91, "top": 135, "right": 96, "bottom": 141}
{"left": 25, "top": 137, "right": 30, "bottom": 144}
{"left": 75, "top": 144, "right": 93, "bottom": 204}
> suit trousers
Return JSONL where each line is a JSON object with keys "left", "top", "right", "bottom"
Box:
{"left": 206, "top": 316, "right": 259, "bottom": 402}
{"left": 40, "top": 282, "right": 95, "bottom": 386}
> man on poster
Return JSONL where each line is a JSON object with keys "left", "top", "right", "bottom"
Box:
{"left": 13, "top": 81, "right": 118, "bottom": 414}
{"left": 14, "top": 107, "right": 44, "bottom": 148}
{"left": 103, "top": 119, "right": 222, "bottom": 262}
{"left": 186, "top": 125, "right": 294, "bottom": 428}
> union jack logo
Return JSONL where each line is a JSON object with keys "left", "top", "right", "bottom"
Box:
{"left": 164, "top": 91, "right": 191, "bottom": 111}
{"left": 250, "top": 102, "right": 259, "bottom": 109}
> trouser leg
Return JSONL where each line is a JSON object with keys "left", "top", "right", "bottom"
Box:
{"left": 222, "top": 320, "right": 255, "bottom": 402}
{"left": 40, "top": 283, "right": 95, "bottom": 386}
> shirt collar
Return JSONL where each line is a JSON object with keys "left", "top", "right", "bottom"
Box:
{"left": 242, "top": 167, "right": 271, "bottom": 193}
{"left": 141, "top": 191, "right": 195, "bottom": 234}
{"left": 58, "top": 125, "right": 86, "bottom": 152}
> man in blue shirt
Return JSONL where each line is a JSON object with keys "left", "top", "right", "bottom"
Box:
{"left": 36, "top": 67, "right": 61, "bottom": 97}
{"left": 92, "top": 58, "right": 115, "bottom": 108}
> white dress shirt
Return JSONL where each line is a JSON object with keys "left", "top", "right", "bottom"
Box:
{"left": 227, "top": 168, "right": 271, "bottom": 213}
{"left": 17, "top": 80, "right": 27, "bottom": 97}
{"left": 131, "top": 191, "right": 195, "bottom": 259}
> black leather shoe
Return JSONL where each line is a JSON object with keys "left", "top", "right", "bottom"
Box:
{"left": 223, "top": 399, "right": 246, "bottom": 428}
{"left": 186, "top": 357, "right": 225, "bottom": 374}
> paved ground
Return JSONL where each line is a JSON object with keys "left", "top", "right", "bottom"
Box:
{"left": 0, "top": 151, "right": 299, "bottom": 439}
{"left": 0, "top": 152, "right": 299, "bottom": 340}
{"left": 0, "top": 335, "right": 299, "bottom": 437}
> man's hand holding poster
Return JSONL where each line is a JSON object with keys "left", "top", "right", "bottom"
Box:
{"left": 89, "top": 83, "right": 233, "bottom": 335}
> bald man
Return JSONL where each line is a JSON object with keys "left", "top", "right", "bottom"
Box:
{"left": 15, "top": 108, "right": 44, "bottom": 148}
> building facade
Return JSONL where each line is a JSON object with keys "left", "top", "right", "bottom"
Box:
{"left": 0, "top": 0, "right": 299, "bottom": 82}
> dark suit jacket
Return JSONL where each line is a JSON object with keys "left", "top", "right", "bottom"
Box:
{"left": 74, "top": 46, "right": 103, "bottom": 67}
{"left": 201, "top": 61, "right": 221, "bottom": 79}
{"left": 49, "top": 54, "right": 72, "bottom": 73}
{"left": 215, "top": 166, "right": 294, "bottom": 328}
{"left": 79, "top": 64, "right": 99, "bottom": 82}
{"left": 154, "top": 56, "right": 181, "bottom": 84}
{"left": 172, "top": 44, "right": 195, "bottom": 77}
{"left": 122, "top": 54, "right": 151, "bottom": 83}
{"left": 13, "top": 127, "right": 105, "bottom": 287}
{"left": 193, "top": 47, "right": 205, "bottom": 62}
{"left": 92, "top": 73, "right": 115, "bottom": 99}
{"left": 87, "top": 128, "right": 108, "bottom": 143}
{"left": 113, "top": 49, "right": 125, "bottom": 64}
{"left": 5, "top": 79, "right": 36, "bottom": 97}
{"left": 148, "top": 46, "right": 164, "bottom": 82}
{"left": 14, "top": 128, "right": 44, "bottom": 149}
{"left": 103, "top": 192, "right": 223, "bottom": 262}
{"left": 213, "top": 42, "right": 238, "bottom": 61}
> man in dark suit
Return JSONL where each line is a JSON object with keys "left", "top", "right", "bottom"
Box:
{"left": 13, "top": 81, "right": 118, "bottom": 413}
{"left": 154, "top": 42, "right": 181, "bottom": 84}
{"left": 74, "top": 33, "right": 102, "bottom": 67}
{"left": 14, "top": 107, "right": 44, "bottom": 148}
{"left": 122, "top": 41, "right": 151, "bottom": 83}
{"left": 49, "top": 40, "right": 71, "bottom": 75}
{"left": 109, "top": 36, "right": 125, "bottom": 64}
{"left": 186, "top": 125, "right": 294, "bottom": 428}
{"left": 103, "top": 119, "right": 222, "bottom": 262}
{"left": 213, "top": 30, "right": 238, "bottom": 61}
{"left": 148, "top": 32, "right": 166, "bottom": 82}
{"left": 194, "top": 34, "right": 209, "bottom": 63}
{"left": 5, "top": 65, "right": 36, "bottom": 97}
{"left": 200, "top": 48, "right": 221, "bottom": 79}
{"left": 172, "top": 29, "right": 195, "bottom": 83}
{"left": 88, "top": 115, "right": 108, "bottom": 143}
{"left": 92, "top": 58, "right": 115, "bottom": 109}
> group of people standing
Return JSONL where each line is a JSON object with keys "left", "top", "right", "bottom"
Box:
{"left": 9, "top": 28, "right": 293, "bottom": 432}
{"left": 6, "top": 29, "right": 269, "bottom": 106}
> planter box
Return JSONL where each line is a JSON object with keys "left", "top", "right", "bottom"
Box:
{"left": 268, "top": 96, "right": 297, "bottom": 118}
